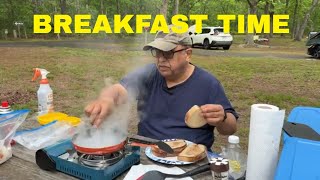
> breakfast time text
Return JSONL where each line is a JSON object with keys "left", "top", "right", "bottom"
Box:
{"left": 34, "top": 14, "right": 289, "bottom": 34}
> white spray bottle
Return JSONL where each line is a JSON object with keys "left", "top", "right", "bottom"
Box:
{"left": 32, "top": 68, "right": 54, "bottom": 115}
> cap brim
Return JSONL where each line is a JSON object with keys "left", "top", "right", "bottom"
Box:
{"left": 143, "top": 40, "right": 177, "bottom": 51}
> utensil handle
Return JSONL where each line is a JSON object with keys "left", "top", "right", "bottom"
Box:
{"left": 183, "top": 163, "right": 211, "bottom": 177}
{"left": 129, "top": 135, "right": 159, "bottom": 144}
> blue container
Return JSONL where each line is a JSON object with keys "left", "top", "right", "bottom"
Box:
{"left": 274, "top": 107, "right": 320, "bottom": 180}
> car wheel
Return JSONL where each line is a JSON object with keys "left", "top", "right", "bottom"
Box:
{"left": 203, "top": 39, "right": 210, "bottom": 49}
{"left": 223, "top": 46, "right": 230, "bottom": 50}
{"left": 314, "top": 46, "right": 320, "bottom": 59}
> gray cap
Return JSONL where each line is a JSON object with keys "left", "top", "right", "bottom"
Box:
{"left": 143, "top": 25, "right": 192, "bottom": 51}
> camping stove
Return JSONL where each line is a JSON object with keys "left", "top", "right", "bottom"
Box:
{"left": 35, "top": 139, "right": 140, "bottom": 180}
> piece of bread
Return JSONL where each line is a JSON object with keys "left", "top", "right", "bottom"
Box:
{"left": 185, "top": 105, "right": 207, "bottom": 128}
{"left": 177, "top": 144, "right": 207, "bottom": 162}
{"left": 151, "top": 139, "right": 187, "bottom": 157}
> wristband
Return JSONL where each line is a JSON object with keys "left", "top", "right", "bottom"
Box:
{"left": 223, "top": 111, "right": 227, "bottom": 122}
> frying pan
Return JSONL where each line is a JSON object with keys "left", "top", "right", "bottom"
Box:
{"left": 72, "top": 134, "right": 174, "bottom": 155}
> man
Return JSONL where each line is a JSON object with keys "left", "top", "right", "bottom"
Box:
{"left": 85, "top": 26, "right": 238, "bottom": 149}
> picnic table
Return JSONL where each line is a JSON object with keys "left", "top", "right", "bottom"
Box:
{"left": 0, "top": 142, "right": 212, "bottom": 180}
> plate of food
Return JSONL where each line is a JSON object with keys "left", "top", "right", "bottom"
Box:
{"left": 145, "top": 139, "right": 207, "bottom": 165}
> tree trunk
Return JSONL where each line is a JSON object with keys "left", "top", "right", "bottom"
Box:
{"left": 76, "top": 0, "right": 80, "bottom": 14}
{"left": 269, "top": 2, "right": 274, "bottom": 38}
{"left": 32, "top": 0, "right": 38, "bottom": 14}
{"left": 173, "top": 0, "right": 179, "bottom": 15}
{"left": 160, "top": 0, "right": 168, "bottom": 21}
{"left": 281, "top": 0, "right": 290, "bottom": 37}
{"left": 291, "top": 0, "right": 299, "bottom": 38}
{"left": 59, "top": 0, "right": 67, "bottom": 35}
{"left": 100, "top": 0, "right": 104, "bottom": 14}
{"left": 263, "top": 1, "right": 269, "bottom": 39}
{"left": 86, "top": 0, "right": 90, "bottom": 10}
{"left": 269, "top": 12, "right": 274, "bottom": 38}
{"left": 245, "top": 0, "right": 258, "bottom": 45}
{"left": 294, "top": 0, "right": 319, "bottom": 41}
{"left": 60, "top": 0, "right": 66, "bottom": 14}
{"left": 116, "top": 0, "right": 121, "bottom": 15}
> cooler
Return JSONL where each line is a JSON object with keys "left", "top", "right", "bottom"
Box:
{"left": 274, "top": 107, "right": 320, "bottom": 180}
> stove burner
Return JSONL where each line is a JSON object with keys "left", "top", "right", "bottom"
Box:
{"left": 78, "top": 150, "right": 125, "bottom": 169}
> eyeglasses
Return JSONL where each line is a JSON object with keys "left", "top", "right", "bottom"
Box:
{"left": 151, "top": 48, "right": 188, "bottom": 59}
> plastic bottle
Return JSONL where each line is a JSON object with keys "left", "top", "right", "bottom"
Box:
{"left": 224, "top": 135, "right": 246, "bottom": 180}
{"left": 32, "top": 68, "right": 54, "bottom": 115}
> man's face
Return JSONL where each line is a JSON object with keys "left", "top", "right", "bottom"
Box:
{"left": 151, "top": 45, "right": 192, "bottom": 79}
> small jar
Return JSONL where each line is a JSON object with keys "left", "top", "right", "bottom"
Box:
{"left": 210, "top": 157, "right": 229, "bottom": 180}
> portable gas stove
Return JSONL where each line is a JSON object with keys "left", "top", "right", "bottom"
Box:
{"left": 35, "top": 139, "right": 140, "bottom": 180}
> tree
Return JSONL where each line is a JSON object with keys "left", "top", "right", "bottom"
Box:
{"left": 294, "top": 0, "right": 319, "bottom": 41}
{"left": 291, "top": 0, "right": 299, "bottom": 38}
{"left": 160, "top": 0, "right": 168, "bottom": 20}
{"left": 60, "top": 0, "right": 67, "bottom": 14}
{"left": 245, "top": 0, "right": 261, "bottom": 45}
{"left": 173, "top": 0, "right": 179, "bottom": 15}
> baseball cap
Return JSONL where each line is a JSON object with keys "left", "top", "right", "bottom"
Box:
{"left": 143, "top": 25, "right": 192, "bottom": 51}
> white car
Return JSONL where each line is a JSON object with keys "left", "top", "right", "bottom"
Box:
{"left": 188, "top": 26, "right": 233, "bottom": 50}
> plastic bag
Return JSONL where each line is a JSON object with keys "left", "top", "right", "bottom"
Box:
{"left": 14, "top": 120, "right": 75, "bottom": 150}
{"left": 0, "top": 110, "right": 29, "bottom": 164}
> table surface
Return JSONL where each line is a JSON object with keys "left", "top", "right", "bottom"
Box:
{"left": 0, "top": 143, "right": 212, "bottom": 180}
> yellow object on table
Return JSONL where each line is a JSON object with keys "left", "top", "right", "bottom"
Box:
{"left": 60, "top": 116, "right": 81, "bottom": 126}
{"left": 37, "top": 112, "right": 81, "bottom": 126}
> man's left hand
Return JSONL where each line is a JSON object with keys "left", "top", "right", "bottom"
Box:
{"left": 200, "top": 104, "right": 225, "bottom": 126}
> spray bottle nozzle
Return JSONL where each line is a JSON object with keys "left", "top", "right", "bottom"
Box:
{"left": 32, "top": 68, "right": 50, "bottom": 84}
{"left": 32, "top": 68, "right": 41, "bottom": 81}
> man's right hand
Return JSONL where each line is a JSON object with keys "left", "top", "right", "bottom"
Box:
{"left": 84, "top": 98, "right": 115, "bottom": 127}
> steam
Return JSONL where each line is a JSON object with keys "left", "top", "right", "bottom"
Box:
{"left": 74, "top": 102, "right": 131, "bottom": 148}
{"left": 74, "top": 33, "right": 155, "bottom": 149}
{"left": 74, "top": 76, "right": 135, "bottom": 148}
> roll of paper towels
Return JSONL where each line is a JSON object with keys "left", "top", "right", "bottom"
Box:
{"left": 246, "top": 104, "right": 285, "bottom": 180}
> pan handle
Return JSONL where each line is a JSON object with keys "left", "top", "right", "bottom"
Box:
{"left": 128, "top": 135, "right": 159, "bottom": 145}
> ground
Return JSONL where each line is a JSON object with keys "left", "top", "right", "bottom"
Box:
{"left": 0, "top": 36, "right": 319, "bottom": 152}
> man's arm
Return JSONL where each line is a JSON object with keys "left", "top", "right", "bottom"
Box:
{"left": 98, "top": 83, "right": 128, "bottom": 105}
{"left": 85, "top": 83, "right": 128, "bottom": 126}
{"left": 215, "top": 112, "right": 237, "bottom": 135}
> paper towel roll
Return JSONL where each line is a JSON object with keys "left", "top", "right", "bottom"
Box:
{"left": 246, "top": 104, "right": 285, "bottom": 180}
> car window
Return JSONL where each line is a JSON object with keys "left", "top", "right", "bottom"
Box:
{"left": 213, "top": 28, "right": 224, "bottom": 34}
{"left": 201, "top": 28, "right": 211, "bottom": 34}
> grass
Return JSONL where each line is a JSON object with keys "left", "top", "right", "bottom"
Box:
{"left": 0, "top": 39, "right": 319, "bottom": 152}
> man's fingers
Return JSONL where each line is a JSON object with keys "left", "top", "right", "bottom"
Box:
{"left": 84, "top": 103, "right": 95, "bottom": 117}
{"left": 93, "top": 118, "right": 103, "bottom": 128}
{"left": 206, "top": 117, "right": 221, "bottom": 124}
{"left": 201, "top": 104, "right": 223, "bottom": 113}
{"left": 97, "top": 104, "right": 110, "bottom": 123}
{"left": 89, "top": 105, "right": 101, "bottom": 124}
{"left": 202, "top": 112, "right": 221, "bottom": 118}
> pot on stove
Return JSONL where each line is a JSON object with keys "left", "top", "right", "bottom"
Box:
{"left": 72, "top": 103, "right": 130, "bottom": 155}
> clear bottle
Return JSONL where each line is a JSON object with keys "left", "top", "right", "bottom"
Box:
{"left": 225, "top": 135, "right": 246, "bottom": 180}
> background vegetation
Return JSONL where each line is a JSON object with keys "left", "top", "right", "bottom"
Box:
{"left": 0, "top": 0, "right": 319, "bottom": 42}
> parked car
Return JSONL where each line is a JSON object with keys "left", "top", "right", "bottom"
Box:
{"left": 306, "top": 32, "right": 320, "bottom": 58}
{"left": 188, "top": 25, "right": 233, "bottom": 50}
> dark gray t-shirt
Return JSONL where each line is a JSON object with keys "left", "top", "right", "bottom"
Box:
{"left": 120, "top": 63, "right": 238, "bottom": 149}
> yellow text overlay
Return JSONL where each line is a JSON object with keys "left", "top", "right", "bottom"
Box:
{"left": 33, "top": 14, "right": 208, "bottom": 34}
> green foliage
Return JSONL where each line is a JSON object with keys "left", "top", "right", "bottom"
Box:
{"left": 0, "top": 0, "right": 319, "bottom": 39}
